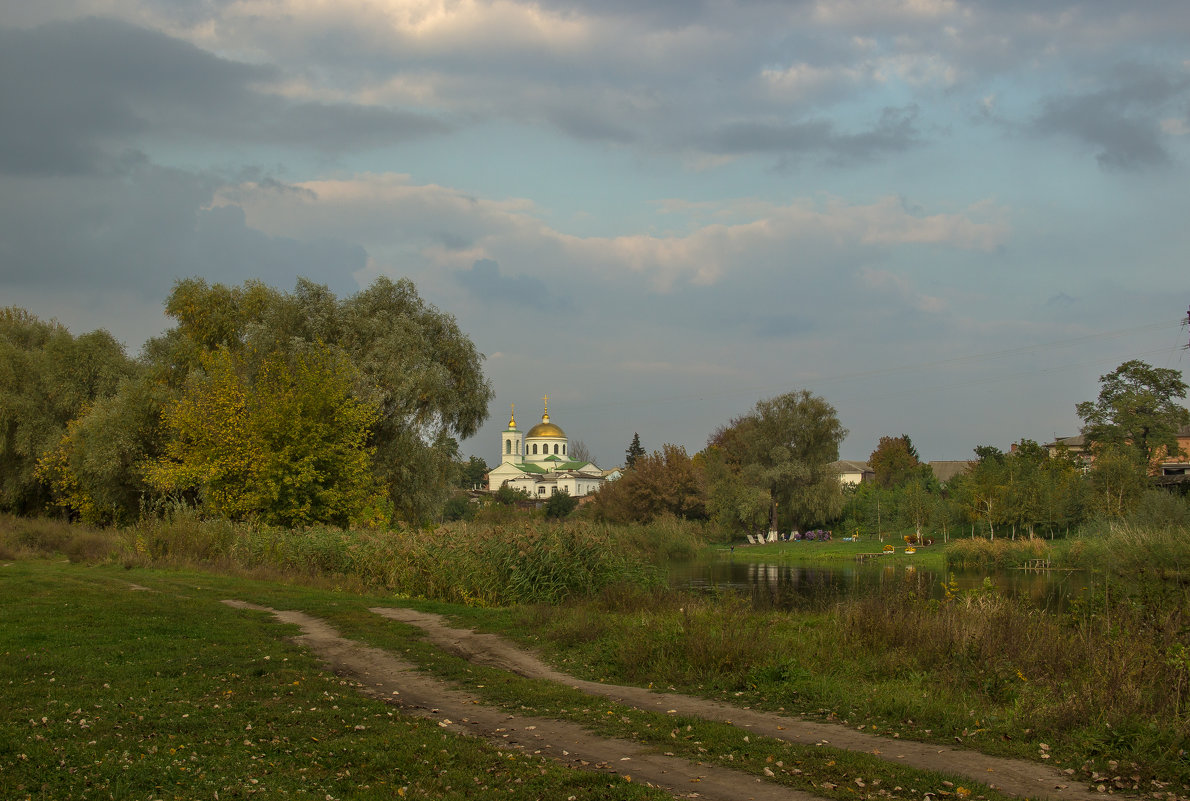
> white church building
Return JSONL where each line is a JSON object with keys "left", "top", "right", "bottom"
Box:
{"left": 485, "top": 399, "right": 608, "bottom": 499}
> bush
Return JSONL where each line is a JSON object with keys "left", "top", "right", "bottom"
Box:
{"left": 543, "top": 489, "right": 578, "bottom": 519}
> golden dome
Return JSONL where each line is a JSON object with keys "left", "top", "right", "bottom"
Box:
{"left": 526, "top": 396, "right": 566, "bottom": 438}
{"left": 526, "top": 419, "right": 566, "bottom": 438}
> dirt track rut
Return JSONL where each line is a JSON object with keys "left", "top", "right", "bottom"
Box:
{"left": 224, "top": 601, "right": 1102, "bottom": 801}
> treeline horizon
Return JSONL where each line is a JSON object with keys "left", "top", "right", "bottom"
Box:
{"left": 4, "top": 276, "right": 1187, "bottom": 537}
{"left": 1, "top": 276, "right": 492, "bottom": 528}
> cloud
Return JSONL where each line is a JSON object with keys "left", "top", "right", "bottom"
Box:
{"left": 455, "top": 258, "right": 572, "bottom": 311}
{"left": 1032, "top": 63, "right": 1190, "bottom": 170}
{"left": 701, "top": 105, "right": 921, "bottom": 162}
{"left": 0, "top": 17, "right": 448, "bottom": 177}
{"left": 219, "top": 173, "right": 1008, "bottom": 297}
{"left": 0, "top": 162, "right": 365, "bottom": 299}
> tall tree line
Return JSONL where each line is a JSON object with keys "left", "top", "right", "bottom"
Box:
{"left": 1, "top": 277, "right": 493, "bottom": 527}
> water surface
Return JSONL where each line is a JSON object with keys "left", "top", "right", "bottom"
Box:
{"left": 669, "top": 558, "right": 1091, "bottom": 611}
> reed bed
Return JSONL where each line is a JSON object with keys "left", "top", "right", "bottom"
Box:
{"left": 519, "top": 570, "right": 1190, "bottom": 786}
{"left": 944, "top": 535, "right": 1051, "bottom": 569}
{"left": 0, "top": 514, "right": 671, "bottom": 606}
{"left": 1059, "top": 520, "right": 1190, "bottom": 578}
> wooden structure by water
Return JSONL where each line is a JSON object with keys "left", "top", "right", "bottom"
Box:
{"left": 1018, "top": 559, "right": 1075, "bottom": 572}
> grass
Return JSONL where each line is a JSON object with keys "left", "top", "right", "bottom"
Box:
{"left": 723, "top": 537, "right": 947, "bottom": 570}
{"left": 0, "top": 560, "right": 666, "bottom": 801}
{"left": 944, "top": 537, "right": 1052, "bottom": 569}
{"left": 0, "top": 513, "right": 673, "bottom": 606}
{"left": 0, "top": 559, "right": 1026, "bottom": 801}
{"left": 497, "top": 581, "right": 1190, "bottom": 794}
{"left": 5, "top": 514, "right": 1190, "bottom": 798}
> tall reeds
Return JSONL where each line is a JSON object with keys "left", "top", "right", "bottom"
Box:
{"left": 945, "top": 535, "right": 1051, "bottom": 569}
{"left": 0, "top": 514, "right": 669, "bottom": 606}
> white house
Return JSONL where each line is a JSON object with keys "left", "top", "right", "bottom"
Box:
{"left": 829, "top": 460, "right": 873, "bottom": 486}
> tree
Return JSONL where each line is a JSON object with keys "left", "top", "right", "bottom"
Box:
{"left": 703, "top": 446, "right": 770, "bottom": 536}
{"left": 455, "top": 455, "right": 489, "bottom": 489}
{"left": 0, "top": 308, "right": 135, "bottom": 514}
{"left": 898, "top": 475, "right": 933, "bottom": 538}
{"left": 625, "top": 432, "right": 645, "bottom": 468}
{"left": 1076, "top": 359, "right": 1190, "bottom": 465}
{"left": 146, "top": 345, "right": 381, "bottom": 527}
{"left": 708, "top": 390, "right": 847, "bottom": 531}
{"left": 1087, "top": 444, "right": 1148, "bottom": 519}
{"left": 592, "top": 444, "right": 706, "bottom": 523}
{"left": 142, "top": 276, "right": 493, "bottom": 526}
{"left": 544, "top": 488, "right": 579, "bottom": 519}
{"left": 569, "top": 439, "right": 593, "bottom": 465}
{"left": 868, "top": 435, "right": 925, "bottom": 488}
{"left": 951, "top": 446, "right": 1007, "bottom": 538}
{"left": 37, "top": 377, "right": 170, "bottom": 525}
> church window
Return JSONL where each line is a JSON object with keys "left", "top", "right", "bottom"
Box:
{"left": 553, "top": 444, "right": 559, "bottom": 455}
{"left": 562, "top": 444, "right": 566, "bottom": 455}
{"left": 532, "top": 444, "right": 538, "bottom": 455}
{"left": 505, "top": 440, "right": 511, "bottom": 454}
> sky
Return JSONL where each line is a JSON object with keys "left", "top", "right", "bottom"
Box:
{"left": 2, "top": 1, "right": 1189, "bottom": 469}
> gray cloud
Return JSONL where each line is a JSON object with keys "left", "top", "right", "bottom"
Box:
{"left": 1032, "top": 63, "right": 1189, "bottom": 170}
{"left": 702, "top": 105, "right": 921, "bottom": 162}
{"left": 455, "top": 259, "right": 572, "bottom": 312}
{"left": 0, "top": 162, "right": 365, "bottom": 298}
{"left": 0, "top": 17, "right": 449, "bottom": 177}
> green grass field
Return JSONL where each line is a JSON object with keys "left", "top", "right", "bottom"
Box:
{"left": 2, "top": 559, "right": 1022, "bottom": 801}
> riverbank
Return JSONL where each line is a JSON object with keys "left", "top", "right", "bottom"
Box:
{"left": 3, "top": 515, "right": 1188, "bottom": 796}
{"left": 717, "top": 537, "right": 947, "bottom": 570}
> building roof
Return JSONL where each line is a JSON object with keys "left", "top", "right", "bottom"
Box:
{"left": 829, "top": 460, "right": 871, "bottom": 474}
{"left": 929, "top": 460, "right": 974, "bottom": 483}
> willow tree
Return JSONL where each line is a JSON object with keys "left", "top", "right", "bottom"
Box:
{"left": 709, "top": 390, "right": 848, "bottom": 532}
{"left": 0, "top": 308, "right": 135, "bottom": 514}
{"left": 143, "top": 276, "right": 493, "bottom": 526}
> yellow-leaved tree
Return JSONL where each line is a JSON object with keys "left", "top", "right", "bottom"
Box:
{"left": 147, "top": 344, "right": 381, "bottom": 527}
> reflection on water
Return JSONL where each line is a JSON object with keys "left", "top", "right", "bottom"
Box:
{"left": 670, "top": 558, "right": 1091, "bottom": 611}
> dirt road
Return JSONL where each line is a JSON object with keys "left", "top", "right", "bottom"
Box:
{"left": 225, "top": 601, "right": 1103, "bottom": 801}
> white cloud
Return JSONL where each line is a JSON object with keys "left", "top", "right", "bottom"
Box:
{"left": 216, "top": 173, "right": 1009, "bottom": 294}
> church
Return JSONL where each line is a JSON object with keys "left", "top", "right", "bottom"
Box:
{"left": 485, "top": 398, "right": 608, "bottom": 499}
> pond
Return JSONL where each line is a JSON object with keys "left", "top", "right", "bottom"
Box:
{"left": 669, "top": 558, "right": 1094, "bottom": 611}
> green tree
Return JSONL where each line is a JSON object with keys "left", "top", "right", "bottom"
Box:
{"left": 1087, "top": 444, "right": 1148, "bottom": 519}
{"left": 898, "top": 475, "right": 934, "bottom": 538}
{"left": 0, "top": 308, "right": 135, "bottom": 514}
{"left": 868, "top": 434, "right": 924, "bottom": 488}
{"left": 144, "top": 276, "right": 493, "bottom": 525}
{"left": 37, "top": 377, "right": 170, "bottom": 525}
{"left": 455, "top": 455, "right": 489, "bottom": 489}
{"left": 1076, "top": 359, "right": 1190, "bottom": 465}
{"left": 147, "top": 345, "right": 381, "bottom": 527}
{"left": 543, "top": 488, "right": 579, "bottom": 519}
{"left": 951, "top": 446, "right": 1007, "bottom": 538}
{"left": 703, "top": 446, "right": 770, "bottom": 536}
{"left": 625, "top": 432, "right": 645, "bottom": 468}
{"left": 708, "top": 390, "right": 847, "bottom": 531}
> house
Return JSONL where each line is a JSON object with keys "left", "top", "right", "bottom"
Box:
{"left": 829, "top": 460, "right": 873, "bottom": 486}
{"left": 1045, "top": 425, "right": 1190, "bottom": 476}
{"left": 927, "top": 461, "right": 975, "bottom": 484}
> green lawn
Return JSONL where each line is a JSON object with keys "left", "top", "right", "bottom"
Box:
{"left": 1, "top": 559, "right": 1020, "bottom": 801}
